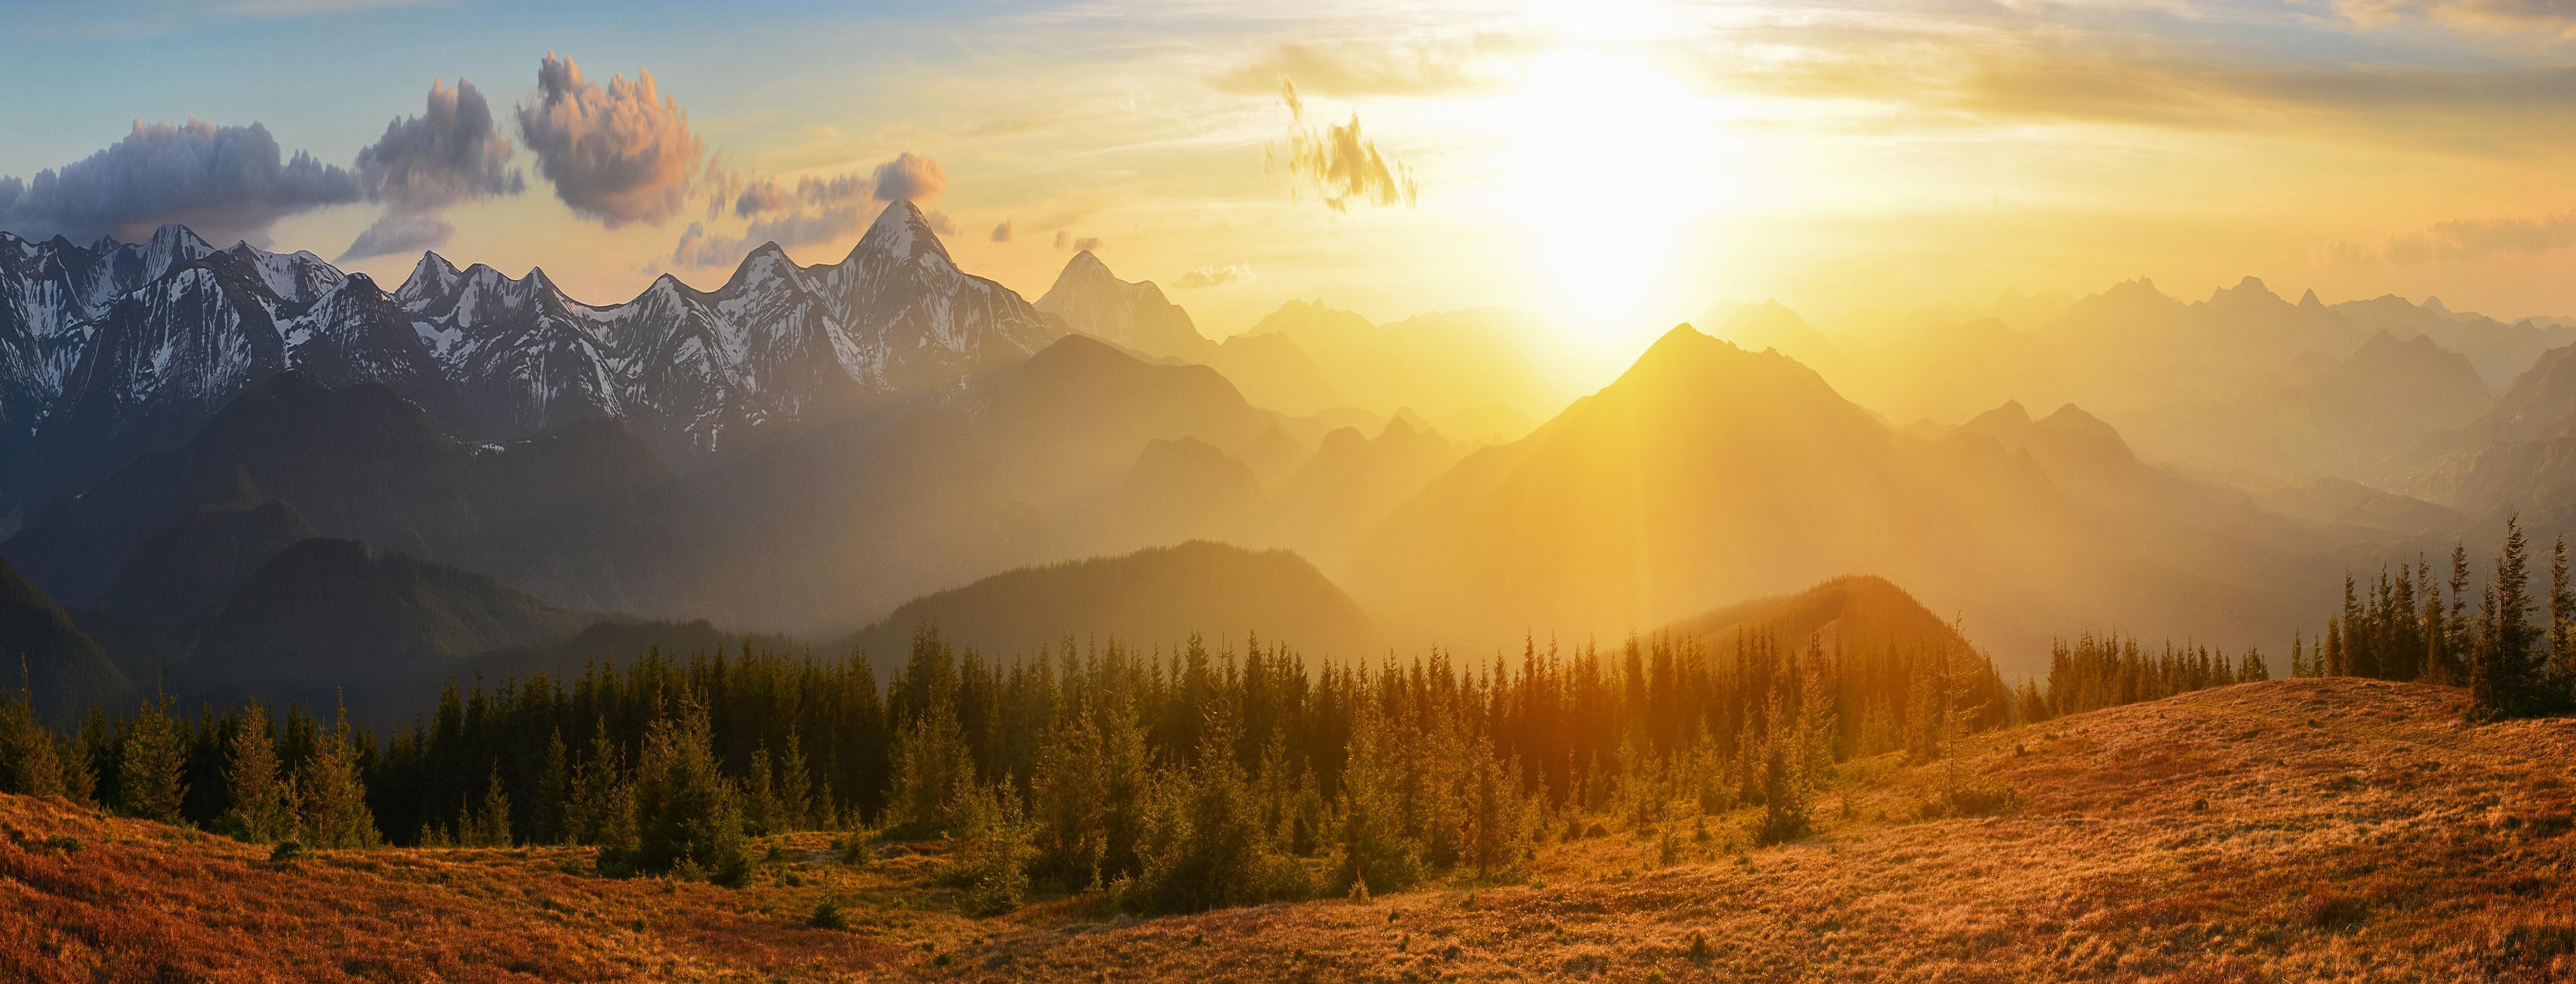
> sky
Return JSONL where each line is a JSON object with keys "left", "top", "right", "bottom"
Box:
{"left": 4, "top": 0, "right": 2575, "bottom": 364}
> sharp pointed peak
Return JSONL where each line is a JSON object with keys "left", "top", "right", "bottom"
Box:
{"left": 148, "top": 223, "right": 211, "bottom": 252}
{"left": 2300, "top": 287, "right": 2324, "bottom": 308}
{"left": 850, "top": 198, "right": 951, "bottom": 264}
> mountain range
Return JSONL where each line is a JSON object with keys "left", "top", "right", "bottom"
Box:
{"left": 0, "top": 202, "right": 1062, "bottom": 520}
{"left": 11, "top": 200, "right": 2576, "bottom": 721}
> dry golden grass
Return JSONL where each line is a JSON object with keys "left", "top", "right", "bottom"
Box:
{"left": 6, "top": 678, "right": 2573, "bottom": 982}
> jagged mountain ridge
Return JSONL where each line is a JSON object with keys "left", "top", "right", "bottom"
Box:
{"left": 0, "top": 201, "right": 1067, "bottom": 512}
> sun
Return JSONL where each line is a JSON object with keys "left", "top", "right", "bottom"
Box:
{"left": 1496, "top": 32, "right": 1732, "bottom": 363}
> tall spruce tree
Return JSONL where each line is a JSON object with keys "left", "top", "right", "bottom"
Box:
{"left": 118, "top": 694, "right": 188, "bottom": 824}
{"left": 297, "top": 708, "right": 380, "bottom": 849}
{"left": 627, "top": 700, "right": 748, "bottom": 884}
{"left": 220, "top": 703, "right": 296, "bottom": 843}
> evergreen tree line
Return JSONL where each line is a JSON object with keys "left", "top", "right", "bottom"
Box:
{"left": 2, "top": 618, "right": 2260, "bottom": 913}
{"left": 2292, "top": 516, "right": 2576, "bottom": 716}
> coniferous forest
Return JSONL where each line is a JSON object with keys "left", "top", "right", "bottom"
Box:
{"left": 3, "top": 607, "right": 2310, "bottom": 914}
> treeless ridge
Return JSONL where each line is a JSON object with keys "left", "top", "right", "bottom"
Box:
{"left": 5, "top": 678, "right": 2571, "bottom": 982}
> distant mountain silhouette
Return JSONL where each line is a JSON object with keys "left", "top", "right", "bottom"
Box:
{"left": 0, "top": 552, "right": 129, "bottom": 721}
{"left": 1036, "top": 250, "right": 1213, "bottom": 362}
{"left": 2404, "top": 341, "right": 2576, "bottom": 530}
{"left": 180, "top": 537, "right": 598, "bottom": 719}
{"left": 836, "top": 541, "right": 1374, "bottom": 672}
{"left": 2, "top": 371, "right": 701, "bottom": 617}
{"left": 1661, "top": 575, "right": 1967, "bottom": 658}
{"left": 1355, "top": 324, "right": 2361, "bottom": 662}
{"left": 1239, "top": 301, "right": 1581, "bottom": 421}
{"left": 99, "top": 500, "right": 316, "bottom": 628}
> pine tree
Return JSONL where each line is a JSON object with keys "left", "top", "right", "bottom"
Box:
{"left": 0, "top": 684, "right": 64, "bottom": 797}
{"left": 467, "top": 766, "right": 513, "bottom": 847}
{"left": 2476, "top": 516, "right": 2542, "bottom": 715}
{"left": 741, "top": 745, "right": 779, "bottom": 836}
{"left": 1463, "top": 736, "right": 1536, "bottom": 882}
{"left": 774, "top": 731, "right": 816, "bottom": 833}
{"left": 1029, "top": 706, "right": 1107, "bottom": 888}
{"left": 627, "top": 700, "right": 748, "bottom": 884}
{"left": 118, "top": 694, "right": 188, "bottom": 824}
{"left": 1756, "top": 658, "right": 1832, "bottom": 844}
{"left": 885, "top": 694, "right": 972, "bottom": 836}
{"left": 946, "top": 774, "right": 1031, "bottom": 915}
{"left": 1333, "top": 700, "right": 1422, "bottom": 895}
{"left": 2551, "top": 535, "right": 2574, "bottom": 688}
{"left": 297, "top": 708, "right": 380, "bottom": 849}
{"left": 570, "top": 727, "right": 636, "bottom": 854}
{"left": 220, "top": 703, "right": 296, "bottom": 843}
{"left": 533, "top": 730, "right": 571, "bottom": 845}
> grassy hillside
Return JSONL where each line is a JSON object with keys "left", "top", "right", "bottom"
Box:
{"left": 4, "top": 678, "right": 2570, "bottom": 981}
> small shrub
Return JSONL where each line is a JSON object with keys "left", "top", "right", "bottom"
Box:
{"left": 2300, "top": 886, "right": 2368, "bottom": 932}
{"left": 268, "top": 841, "right": 306, "bottom": 864}
{"left": 808, "top": 896, "right": 850, "bottom": 930}
{"left": 42, "top": 834, "right": 83, "bottom": 853}
{"left": 1687, "top": 931, "right": 1711, "bottom": 964}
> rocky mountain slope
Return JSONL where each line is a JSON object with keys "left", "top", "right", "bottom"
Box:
{"left": 0, "top": 201, "right": 1064, "bottom": 514}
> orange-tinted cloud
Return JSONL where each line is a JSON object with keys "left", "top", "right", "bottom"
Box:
{"left": 516, "top": 52, "right": 702, "bottom": 227}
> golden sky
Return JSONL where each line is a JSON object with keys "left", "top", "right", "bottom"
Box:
{"left": 6, "top": 0, "right": 2575, "bottom": 367}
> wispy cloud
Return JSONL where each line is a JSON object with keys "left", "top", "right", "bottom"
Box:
{"left": 2324, "top": 210, "right": 2576, "bottom": 265}
{"left": 1173, "top": 263, "right": 1254, "bottom": 289}
{"left": 668, "top": 152, "right": 952, "bottom": 269}
{"left": 1268, "top": 77, "right": 1417, "bottom": 212}
{"left": 1211, "top": 37, "right": 1517, "bottom": 97}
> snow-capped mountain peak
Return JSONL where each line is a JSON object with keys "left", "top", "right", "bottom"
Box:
{"left": 1, "top": 214, "right": 1072, "bottom": 508}
{"left": 851, "top": 199, "right": 952, "bottom": 269}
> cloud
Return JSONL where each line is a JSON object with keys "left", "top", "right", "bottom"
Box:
{"left": 869, "top": 151, "right": 946, "bottom": 202}
{"left": 1270, "top": 78, "right": 1418, "bottom": 212}
{"left": 990, "top": 220, "right": 1012, "bottom": 242}
{"left": 1212, "top": 39, "right": 1510, "bottom": 97}
{"left": 1173, "top": 264, "right": 1255, "bottom": 289}
{"left": 1053, "top": 230, "right": 1069, "bottom": 249}
{"left": 733, "top": 172, "right": 872, "bottom": 218}
{"left": 340, "top": 77, "right": 523, "bottom": 261}
{"left": 667, "top": 152, "right": 955, "bottom": 269}
{"left": 340, "top": 211, "right": 455, "bottom": 263}
{"left": 1709, "top": 28, "right": 2576, "bottom": 147}
{"left": 1052, "top": 230, "right": 1101, "bottom": 250}
{"left": 2335, "top": 0, "right": 2576, "bottom": 40}
{"left": 2327, "top": 210, "right": 2576, "bottom": 265}
{"left": 0, "top": 118, "right": 361, "bottom": 244}
{"left": 515, "top": 52, "right": 702, "bottom": 227}
{"left": 1071, "top": 235, "right": 1102, "bottom": 252}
